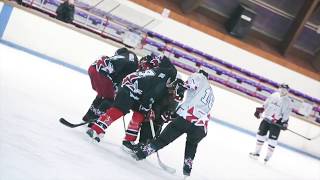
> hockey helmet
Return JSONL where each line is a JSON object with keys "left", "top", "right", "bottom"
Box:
{"left": 115, "top": 47, "right": 129, "bottom": 55}
{"left": 279, "top": 83, "right": 289, "bottom": 89}
{"left": 138, "top": 54, "right": 160, "bottom": 70}
{"left": 198, "top": 69, "right": 209, "bottom": 79}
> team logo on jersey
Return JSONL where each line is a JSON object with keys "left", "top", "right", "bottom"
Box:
{"left": 94, "top": 58, "right": 107, "bottom": 72}
{"left": 122, "top": 73, "right": 142, "bottom": 94}
{"left": 101, "top": 62, "right": 114, "bottom": 74}
{"left": 158, "top": 73, "right": 165, "bottom": 79}
{"left": 186, "top": 107, "right": 209, "bottom": 127}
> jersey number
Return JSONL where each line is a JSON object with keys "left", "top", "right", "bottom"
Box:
{"left": 201, "top": 88, "right": 214, "bottom": 109}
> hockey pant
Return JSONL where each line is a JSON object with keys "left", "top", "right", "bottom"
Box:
{"left": 255, "top": 119, "right": 281, "bottom": 158}
{"left": 138, "top": 121, "right": 162, "bottom": 144}
{"left": 258, "top": 119, "right": 281, "bottom": 140}
{"left": 83, "top": 96, "right": 113, "bottom": 121}
{"left": 88, "top": 65, "right": 115, "bottom": 99}
{"left": 151, "top": 116, "right": 207, "bottom": 161}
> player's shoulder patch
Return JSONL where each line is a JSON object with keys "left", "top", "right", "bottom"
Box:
{"left": 128, "top": 53, "right": 136, "bottom": 62}
{"left": 158, "top": 73, "right": 165, "bottom": 79}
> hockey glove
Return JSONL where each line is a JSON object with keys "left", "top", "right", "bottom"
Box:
{"left": 176, "top": 81, "right": 187, "bottom": 96}
{"left": 254, "top": 107, "right": 264, "bottom": 119}
{"left": 277, "top": 120, "right": 288, "bottom": 130}
{"left": 139, "top": 104, "right": 152, "bottom": 114}
{"left": 281, "top": 123, "right": 288, "bottom": 130}
{"left": 139, "top": 98, "right": 154, "bottom": 114}
{"left": 175, "top": 88, "right": 185, "bottom": 101}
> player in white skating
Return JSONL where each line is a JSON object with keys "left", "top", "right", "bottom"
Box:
{"left": 133, "top": 69, "right": 214, "bottom": 177}
{"left": 250, "top": 83, "right": 293, "bottom": 163}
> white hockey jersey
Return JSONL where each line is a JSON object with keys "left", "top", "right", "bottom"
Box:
{"left": 262, "top": 92, "right": 293, "bottom": 123}
{"left": 177, "top": 73, "right": 214, "bottom": 129}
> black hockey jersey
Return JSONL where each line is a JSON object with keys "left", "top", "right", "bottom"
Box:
{"left": 121, "top": 66, "right": 177, "bottom": 108}
{"left": 92, "top": 49, "right": 138, "bottom": 85}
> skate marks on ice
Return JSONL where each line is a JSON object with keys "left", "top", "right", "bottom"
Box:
{"left": 81, "top": 133, "right": 183, "bottom": 180}
{"left": 57, "top": 118, "right": 184, "bottom": 180}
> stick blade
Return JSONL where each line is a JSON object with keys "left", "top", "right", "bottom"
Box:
{"left": 59, "top": 118, "right": 79, "bottom": 128}
{"left": 157, "top": 157, "right": 176, "bottom": 174}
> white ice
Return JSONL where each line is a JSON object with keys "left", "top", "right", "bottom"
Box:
{"left": 0, "top": 43, "right": 319, "bottom": 180}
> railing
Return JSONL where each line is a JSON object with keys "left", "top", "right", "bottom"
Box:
{"left": 17, "top": 0, "right": 320, "bottom": 125}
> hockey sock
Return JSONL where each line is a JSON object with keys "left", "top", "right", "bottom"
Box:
{"left": 265, "top": 139, "right": 277, "bottom": 161}
{"left": 91, "top": 119, "right": 108, "bottom": 135}
{"left": 124, "top": 111, "right": 145, "bottom": 141}
{"left": 100, "top": 107, "right": 124, "bottom": 126}
{"left": 254, "top": 134, "right": 266, "bottom": 154}
{"left": 91, "top": 107, "right": 123, "bottom": 135}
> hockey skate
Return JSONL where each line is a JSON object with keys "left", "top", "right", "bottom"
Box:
{"left": 263, "top": 157, "right": 269, "bottom": 164}
{"left": 86, "top": 129, "right": 104, "bottom": 142}
{"left": 249, "top": 152, "right": 260, "bottom": 160}
{"left": 183, "top": 158, "right": 192, "bottom": 177}
{"left": 86, "top": 119, "right": 108, "bottom": 142}
{"left": 122, "top": 141, "right": 139, "bottom": 154}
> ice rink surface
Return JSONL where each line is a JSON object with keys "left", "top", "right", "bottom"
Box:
{"left": 0, "top": 43, "right": 319, "bottom": 180}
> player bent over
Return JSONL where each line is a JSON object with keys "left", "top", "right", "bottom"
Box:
{"left": 82, "top": 47, "right": 138, "bottom": 123}
{"left": 133, "top": 70, "right": 214, "bottom": 177}
{"left": 250, "top": 83, "right": 293, "bottom": 163}
{"left": 123, "top": 78, "right": 185, "bottom": 151}
{"left": 86, "top": 56, "right": 177, "bottom": 143}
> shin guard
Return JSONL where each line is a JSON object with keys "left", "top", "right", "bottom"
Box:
{"left": 124, "top": 111, "right": 145, "bottom": 141}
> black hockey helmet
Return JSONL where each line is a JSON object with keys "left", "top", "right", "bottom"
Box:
{"left": 138, "top": 54, "right": 160, "bottom": 70}
{"left": 279, "top": 83, "right": 290, "bottom": 89}
{"left": 115, "top": 47, "right": 129, "bottom": 55}
{"left": 199, "top": 69, "right": 209, "bottom": 79}
{"left": 159, "top": 56, "right": 173, "bottom": 68}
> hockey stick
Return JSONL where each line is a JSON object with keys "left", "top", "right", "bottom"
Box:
{"left": 272, "top": 123, "right": 312, "bottom": 141}
{"left": 286, "top": 129, "right": 311, "bottom": 140}
{"left": 122, "top": 116, "right": 126, "bottom": 132}
{"left": 149, "top": 120, "right": 176, "bottom": 174}
{"left": 59, "top": 118, "right": 96, "bottom": 128}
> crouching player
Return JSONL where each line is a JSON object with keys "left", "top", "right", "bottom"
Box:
{"left": 132, "top": 70, "right": 214, "bottom": 177}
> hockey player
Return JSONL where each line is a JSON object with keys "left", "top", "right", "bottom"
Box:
{"left": 137, "top": 78, "right": 185, "bottom": 145}
{"left": 249, "top": 83, "right": 293, "bottom": 163}
{"left": 123, "top": 77, "right": 185, "bottom": 150}
{"left": 82, "top": 47, "right": 138, "bottom": 122}
{"left": 86, "top": 56, "right": 178, "bottom": 143}
{"left": 133, "top": 70, "right": 214, "bottom": 177}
